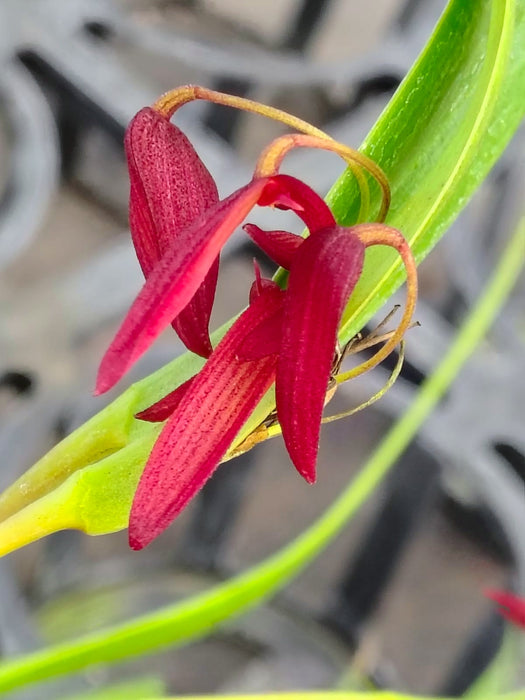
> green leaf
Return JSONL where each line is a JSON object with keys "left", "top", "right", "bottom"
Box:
{"left": 0, "top": 0, "right": 522, "bottom": 551}
{"left": 335, "top": 0, "right": 521, "bottom": 340}
{"left": 0, "top": 213, "right": 521, "bottom": 693}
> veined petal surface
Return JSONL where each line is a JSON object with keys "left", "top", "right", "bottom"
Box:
{"left": 276, "top": 227, "right": 365, "bottom": 482}
{"left": 126, "top": 107, "right": 219, "bottom": 273}
{"left": 243, "top": 224, "right": 302, "bottom": 269}
{"left": 127, "top": 107, "right": 220, "bottom": 357}
{"left": 129, "top": 285, "right": 284, "bottom": 549}
{"left": 96, "top": 179, "right": 268, "bottom": 394}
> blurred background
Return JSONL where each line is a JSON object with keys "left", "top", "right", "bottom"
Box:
{"left": 0, "top": 1, "right": 524, "bottom": 698}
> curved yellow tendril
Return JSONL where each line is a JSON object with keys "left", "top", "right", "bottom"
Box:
{"left": 254, "top": 133, "right": 390, "bottom": 223}
{"left": 153, "top": 85, "right": 383, "bottom": 223}
{"left": 336, "top": 225, "right": 417, "bottom": 383}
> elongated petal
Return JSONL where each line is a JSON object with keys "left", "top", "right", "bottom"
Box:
{"left": 126, "top": 107, "right": 220, "bottom": 357}
{"left": 276, "top": 227, "right": 365, "bottom": 483}
{"left": 129, "top": 286, "right": 284, "bottom": 549}
{"left": 136, "top": 376, "right": 195, "bottom": 423}
{"left": 486, "top": 590, "right": 525, "bottom": 628}
{"left": 236, "top": 312, "right": 283, "bottom": 360}
{"left": 96, "top": 179, "right": 268, "bottom": 395}
{"left": 243, "top": 224, "right": 302, "bottom": 269}
{"left": 242, "top": 274, "right": 283, "bottom": 357}
{"left": 126, "top": 107, "right": 219, "bottom": 274}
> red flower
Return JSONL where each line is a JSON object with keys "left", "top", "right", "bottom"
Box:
{"left": 486, "top": 589, "right": 525, "bottom": 628}
{"left": 95, "top": 173, "right": 335, "bottom": 395}
{"left": 94, "top": 86, "right": 418, "bottom": 549}
{"left": 130, "top": 219, "right": 416, "bottom": 549}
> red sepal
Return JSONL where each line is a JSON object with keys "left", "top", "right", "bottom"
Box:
{"left": 96, "top": 174, "right": 332, "bottom": 394}
{"left": 136, "top": 376, "right": 195, "bottom": 423}
{"left": 126, "top": 107, "right": 219, "bottom": 357}
{"left": 243, "top": 224, "right": 302, "bottom": 269}
{"left": 129, "top": 285, "right": 284, "bottom": 549}
{"left": 257, "top": 174, "right": 335, "bottom": 233}
{"left": 276, "top": 227, "right": 365, "bottom": 483}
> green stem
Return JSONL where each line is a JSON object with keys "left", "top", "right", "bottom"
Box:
{"left": 159, "top": 693, "right": 525, "bottom": 700}
{"left": 0, "top": 220, "right": 522, "bottom": 693}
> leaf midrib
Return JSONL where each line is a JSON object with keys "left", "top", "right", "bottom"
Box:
{"left": 338, "top": 0, "right": 514, "bottom": 341}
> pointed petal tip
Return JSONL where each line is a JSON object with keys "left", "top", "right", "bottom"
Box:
{"left": 287, "top": 446, "right": 317, "bottom": 484}
{"left": 485, "top": 588, "right": 513, "bottom": 604}
{"left": 94, "top": 357, "right": 122, "bottom": 396}
{"left": 134, "top": 408, "right": 154, "bottom": 422}
{"left": 297, "top": 464, "right": 317, "bottom": 485}
{"left": 135, "top": 376, "right": 194, "bottom": 423}
{"left": 128, "top": 530, "right": 149, "bottom": 551}
{"left": 128, "top": 511, "right": 165, "bottom": 551}
{"left": 93, "top": 375, "right": 111, "bottom": 397}
{"left": 174, "top": 331, "right": 213, "bottom": 359}
{"left": 485, "top": 589, "right": 525, "bottom": 628}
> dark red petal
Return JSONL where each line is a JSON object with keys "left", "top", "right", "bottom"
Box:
{"left": 259, "top": 174, "right": 335, "bottom": 233}
{"left": 129, "top": 285, "right": 284, "bottom": 549}
{"left": 126, "top": 107, "right": 219, "bottom": 275}
{"left": 95, "top": 178, "right": 268, "bottom": 395}
{"left": 171, "top": 256, "right": 219, "bottom": 358}
{"left": 126, "top": 108, "right": 220, "bottom": 357}
{"left": 237, "top": 309, "right": 283, "bottom": 360}
{"left": 243, "top": 224, "right": 302, "bottom": 269}
{"left": 136, "top": 376, "right": 195, "bottom": 423}
{"left": 486, "top": 590, "right": 525, "bottom": 628}
{"left": 128, "top": 169, "right": 159, "bottom": 277}
{"left": 276, "top": 227, "right": 365, "bottom": 483}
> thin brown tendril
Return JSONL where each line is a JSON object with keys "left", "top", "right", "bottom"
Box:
{"left": 322, "top": 341, "right": 405, "bottom": 424}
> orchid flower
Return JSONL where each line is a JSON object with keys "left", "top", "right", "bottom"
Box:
{"left": 131, "top": 218, "right": 416, "bottom": 549}
{"left": 94, "top": 86, "right": 418, "bottom": 549}
{"left": 486, "top": 589, "right": 525, "bottom": 629}
{"left": 95, "top": 87, "right": 389, "bottom": 395}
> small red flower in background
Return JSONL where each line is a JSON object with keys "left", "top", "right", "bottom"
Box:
{"left": 95, "top": 86, "right": 418, "bottom": 549}
{"left": 486, "top": 589, "right": 525, "bottom": 628}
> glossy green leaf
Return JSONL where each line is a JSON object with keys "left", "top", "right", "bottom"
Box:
{"left": 0, "top": 0, "right": 522, "bottom": 552}
{"left": 335, "top": 0, "right": 521, "bottom": 339}
{"left": 0, "top": 214, "right": 521, "bottom": 693}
